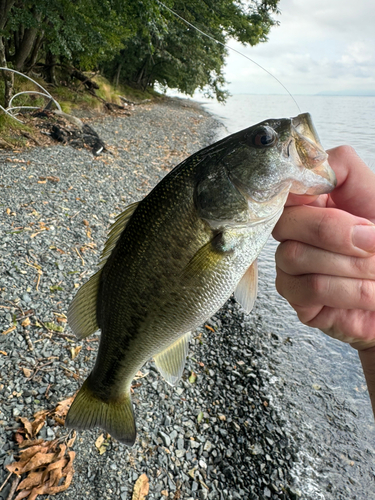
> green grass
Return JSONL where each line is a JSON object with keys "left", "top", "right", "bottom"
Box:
{"left": 0, "top": 114, "right": 32, "bottom": 148}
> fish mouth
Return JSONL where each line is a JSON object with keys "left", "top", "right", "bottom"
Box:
{"left": 288, "top": 113, "right": 337, "bottom": 193}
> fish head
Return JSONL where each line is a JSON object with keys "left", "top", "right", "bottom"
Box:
{"left": 195, "top": 113, "right": 336, "bottom": 226}
{"left": 222, "top": 112, "right": 336, "bottom": 203}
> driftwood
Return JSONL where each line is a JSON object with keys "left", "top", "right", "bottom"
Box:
{"left": 32, "top": 109, "right": 105, "bottom": 155}
{"left": 67, "top": 68, "right": 99, "bottom": 90}
{"left": 119, "top": 96, "right": 151, "bottom": 106}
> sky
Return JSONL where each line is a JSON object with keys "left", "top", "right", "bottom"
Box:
{"left": 219, "top": 0, "right": 375, "bottom": 95}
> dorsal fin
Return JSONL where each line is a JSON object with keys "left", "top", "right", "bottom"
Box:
{"left": 67, "top": 201, "right": 139, "bottom": 339}
{"left": 154, "top": 332, "right": 191, "bottom": 386}
{"left": 99, "top": 201, "right": 139, "bottom": 268}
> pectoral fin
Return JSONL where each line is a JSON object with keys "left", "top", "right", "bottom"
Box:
{"left": 154, "top": 332, "right": 191, "bottom": 386}
{"left": 181, "top": 232, "right": 232, "bottom": 284}
{"left": 234, "top": 259, "right": 258, "bottom": 314}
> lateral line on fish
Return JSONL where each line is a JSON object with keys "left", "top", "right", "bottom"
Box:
{"left": 156, "top": 0, "right": 301, "bottom": 113}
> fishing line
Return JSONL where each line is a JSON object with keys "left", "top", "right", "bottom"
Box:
{"left": 157, "top": 0, "right": 301, "bottom": 113}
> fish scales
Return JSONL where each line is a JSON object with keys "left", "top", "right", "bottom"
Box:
{"left": 66, "top": 113, "right": 337, "bottom": 444}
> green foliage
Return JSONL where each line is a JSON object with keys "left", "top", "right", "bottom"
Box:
{"left": 102, "top": 0, "right": 280, "bottom": 101}
{"left": 1, "top": 0, "right": 280, "bottom": 102}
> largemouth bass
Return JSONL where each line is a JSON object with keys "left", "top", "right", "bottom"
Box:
{"left": 65, "top": 112, "right": 336, "bottom": 445}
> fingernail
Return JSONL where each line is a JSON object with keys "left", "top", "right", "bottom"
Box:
{"left": 352, "top": 225, "right": 375, "bottom": 253}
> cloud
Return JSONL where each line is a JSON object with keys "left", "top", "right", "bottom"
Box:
{"left": 223, "top": 0, "right": 375, "bottom": 94}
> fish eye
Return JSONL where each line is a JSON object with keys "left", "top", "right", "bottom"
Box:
{"left": 252, "top": 126, "right": 277, "bottom": 148}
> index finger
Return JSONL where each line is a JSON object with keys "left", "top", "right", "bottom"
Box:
{"left": 273, "top": 204, "right": 375, "bottom": 257}
{"left": 327, "top": 146, "right": 375, "bottom": 222}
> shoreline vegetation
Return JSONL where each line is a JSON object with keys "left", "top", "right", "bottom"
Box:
{"left": 0, "top": 95, "right": 304, "bottom": 500}
{"left": 0, "top": 74, "right": 162, "bottom": 149}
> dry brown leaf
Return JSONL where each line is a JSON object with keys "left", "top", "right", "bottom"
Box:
{"left": 7, "top": 400, "right": 77, "bottom": 500}
{"left": 14, "top": 490, "right": 31, "bottom": 500}
{"left": 55, "top": 444, "right": 67, "bottom": 459}
{"left": 22, "top": 367, "right": 33, "bottom": 378}
{"left": 19, "top": 438, "right": 45, "bottom": 449}
{"left": 53, "top": 396, "right": 74, "bottom": 424}
{"left": 132, "top": 473, "right": 150, "bottom": 500}
{"left": 70, "top": 345, "right": 82, "bottom": 360}
{"left": 18, "top": 443, "right": 47, "bottom": 457}
{"left": 95, "top": 434, "right": 105, "bottom": 449}
{"left": 18, "top": 470, "right": 44, "bottom": 490}
{"left": 30, "top": 411, "right": 48, "bottom": 437}
{"left": 66, "top": 431, "right": 76, "bottom": 448}
{"left": 11, "top": 451, "right": 56, "bottom": 475}
{"left": 21, "top": 317, "right": 31, "bottom": 328}
{"left": 15, "top": 432, "right": 25, "bottom": 444}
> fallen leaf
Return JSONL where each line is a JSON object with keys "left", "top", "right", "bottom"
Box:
{"left": 21, "top": 317, "right": 31, "bottom": 328}
{"left": 70, "top": 346, "right": 82, "bottom": 360}
{"left": 132, "top": 474, "right": 150, "bottom": 500}
{"left": 15, "top": 432, "right": 25, "bottom": 444}
{"left": 189, "top": 372, "right": 197, "bottom": 384}
{"left": 95, "top": 434, "right": 105, "bottom": 449}
{"left": 18, "top": 417, "right": 34, "bottom": 438}
{"left": 22, "top": 368, "right": 32, "bottom": 379}
{"left": 0, "top": 350, "right": 8, "bottom": 356}
{"left": 53, "top": 396, "right": 74, "bottom": 424}
{"left": 197, "top": 411, "right": 204, "bottom": 424}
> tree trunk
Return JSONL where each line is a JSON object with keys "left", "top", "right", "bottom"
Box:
{"left": 45, "top": 51, "right": 57, "bottom": 85}
{"left": 0, "top": 36, "right": 14, "bottom": 108}
{"left": 0, "top": 0, "right": 16, "bottom": 31}
{"left": 14, "top": 11, "right": 41, "bottom": 72}
{"left": 25, "top": 32, "right": 44, "bottom": 72}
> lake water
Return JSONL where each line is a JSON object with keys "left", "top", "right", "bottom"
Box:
{"left": 201, "top": 95, "right": 375, "bottom": 498}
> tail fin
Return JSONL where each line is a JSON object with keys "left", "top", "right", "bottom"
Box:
{"left": 65, "top": 378, "right": 136, "bottom": 446}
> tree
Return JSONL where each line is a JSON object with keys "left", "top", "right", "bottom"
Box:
{"left": 103, "top": 0, "right": 280, "bottom": 101}
{"left": 0, "top": 0, "right": 280, "bottom": 106}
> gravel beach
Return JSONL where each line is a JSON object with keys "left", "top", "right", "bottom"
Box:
{"left": 0, "top": 98, "right": 325, "bottom": 500}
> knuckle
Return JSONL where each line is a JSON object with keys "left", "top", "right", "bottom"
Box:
{"left": 307, "top": 273, "right": 329, "bottom": 300}
{"left": 276, "top": 240, "right": 304, "bottom": 273}
{"left": 350, "top": 256, "right": 367, "bottom": 276}
{"left": 338, "top": 144, "right": 357, "bottom": 158}
{"left": 358, "top": 280, "right": 375, "bottom": 307}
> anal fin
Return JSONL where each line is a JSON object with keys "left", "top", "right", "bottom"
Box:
{"left": 234, "top": 259, "right": 258, "bottom": 314}
{"left": 154, "top": 332, "right": 191, "bottom": 386}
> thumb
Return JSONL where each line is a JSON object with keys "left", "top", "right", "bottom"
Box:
{"left": 327, "top": 146, "right": 375, "bottom": 222}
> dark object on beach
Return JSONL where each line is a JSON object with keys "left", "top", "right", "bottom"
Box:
{"left": 34, "top": 109, "right": 106, "bottom": 155}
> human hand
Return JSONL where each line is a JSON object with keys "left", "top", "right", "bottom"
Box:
{"left": 273, "top": 146, "right": 375, "bottom": 351}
